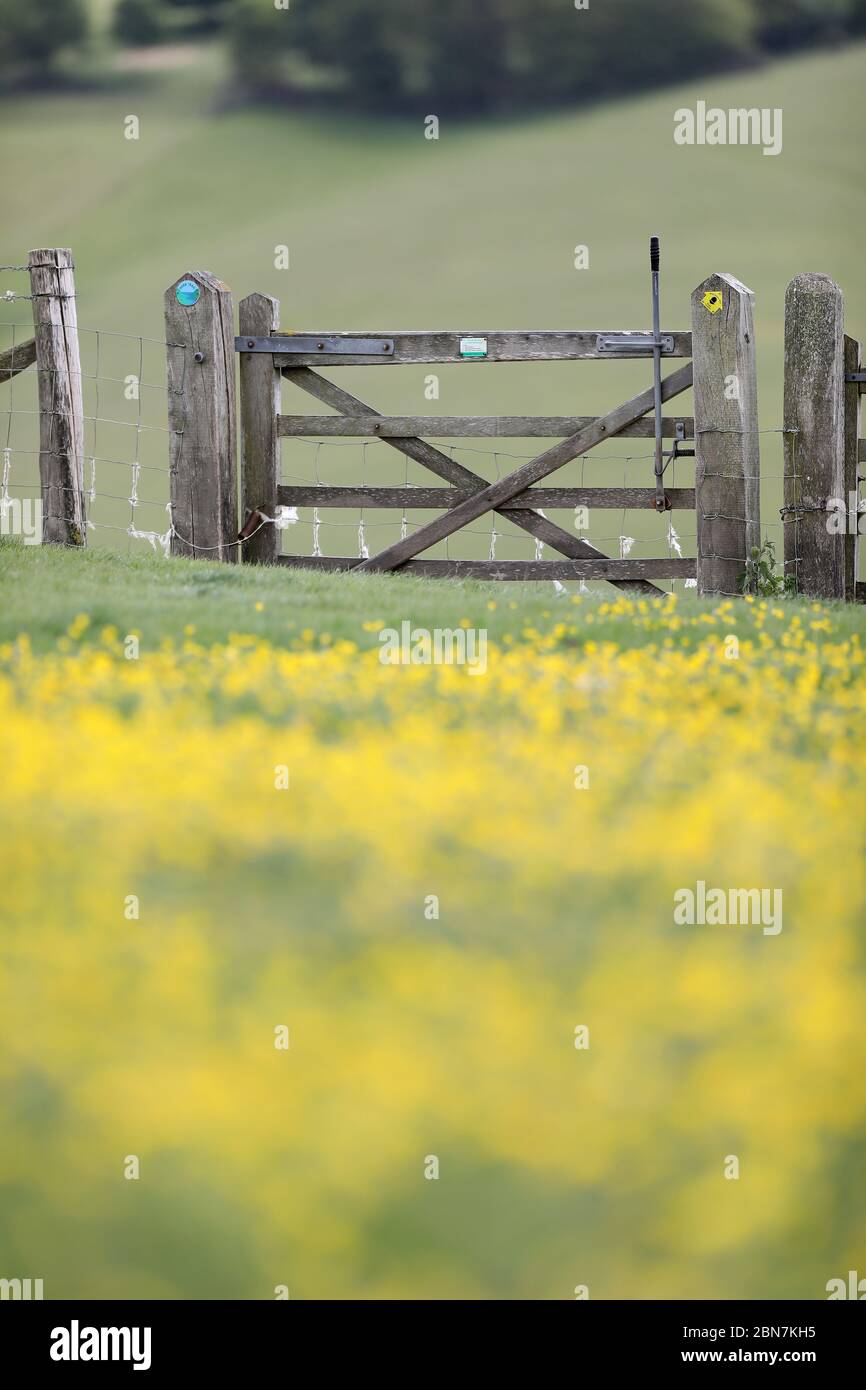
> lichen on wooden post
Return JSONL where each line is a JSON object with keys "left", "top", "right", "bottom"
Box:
{"left": 782, "top": 273, "right": 845, "bottom": 599}
{"left": 28, "top": 248, "right": 85, "bottom": 546}
{"left": 843, "top": 333, "right": 861, "bottom": 601}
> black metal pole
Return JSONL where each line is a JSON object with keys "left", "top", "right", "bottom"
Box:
{"left": 650, "top": 236, "right": 665, "bottom": 511}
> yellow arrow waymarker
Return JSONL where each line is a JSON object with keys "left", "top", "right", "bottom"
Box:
{"left": 702, "top": 290, "right": 724, "bottom": 314}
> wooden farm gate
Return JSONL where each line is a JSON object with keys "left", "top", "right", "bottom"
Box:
{"left": 229, "top": 273, "right": 761, "bottom": 597}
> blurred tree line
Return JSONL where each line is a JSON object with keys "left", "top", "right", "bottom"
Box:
{"left": 229, "top": 0, "right": 866, "bottom": 111}
{"left": 113, "top": 0, "right": 226, "bottom": 47}
{"left": 2, "top": 0, "right": 865, "bottom": 105}
{"left": 0, "top": 0, "right": 89, "bottom": 76}
{"left": 0, "top": 0, "right": 226, "bottom": 78}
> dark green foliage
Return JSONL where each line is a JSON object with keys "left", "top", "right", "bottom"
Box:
{"left": 229, "top": 0, "right": 865, "bottom": 113}
{"left": 754, "top": 1, "right": 851, "bottom": 51}
{"left": 113, "top": 0, "right": 163, "bottom": 47}
{"left": 0, "top": 0, "right": 87, "bottom": 75}
{"left": 162, "top": 0, "right": 229, "bottom": 38}
{"left": 845, "top": 0, "right": 866, "bottom": 32}
{"left": 740, "top": 541, "right": 797, "bottom": 597}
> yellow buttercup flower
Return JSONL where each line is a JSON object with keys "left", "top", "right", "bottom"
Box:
{"left": 1, "top": 603, "right": 864, "bottom": 1300}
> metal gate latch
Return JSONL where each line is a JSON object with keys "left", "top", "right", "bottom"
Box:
{"left": 596, "top": 333, "right": 675, "bottom": 355}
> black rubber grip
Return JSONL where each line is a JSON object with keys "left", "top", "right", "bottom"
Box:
{"left": 650, "top": 236, "right": 660, "bottom": 272}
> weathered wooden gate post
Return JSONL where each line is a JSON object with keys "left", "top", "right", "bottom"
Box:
{"left": 164, "top": 270, "right": 238, "bottom": 561}
{"left": 843, "top": 332, "right": 861, "bottom": 601}
{"left": 238, "top": 292, "right": 281, "bottom": 565}
{"left": 782, "top": 273, "right": 846, "bottom": 599}
{"left": 28, "top": 248, "right": 86, "bottom": 545}
{"left": 690, "top": 273, "right": 760, "bottom": 597}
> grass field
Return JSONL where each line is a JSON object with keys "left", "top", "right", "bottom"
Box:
{"left": 5, "top": 539, "right": 866, "bottom": 653}
{"left": 2, "top": 39, "right": 865, "bottom": 1301}
{"left": 1, "top": 542, "right": 866, "bottom": 1299}
{"left": 1, "top": 41, "right": 865, "bottom": 567}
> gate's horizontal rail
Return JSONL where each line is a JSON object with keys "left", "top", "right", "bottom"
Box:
{"left": 278, "top": 362, "right": 665, "bottom": 596}
{"left": 0, "top": 336, "right": 37, "bottom": 384}
{"left": 277, "top": 484, "right": 696, "bottom": 510}
{"left": 277, "top": 555, "right": 695, "bottom": 581}
{"left": 242, "top": 329, "right": 692, "bottom": 367}
{"left": 277, "top": 414, "right": 695, "bottom": 439}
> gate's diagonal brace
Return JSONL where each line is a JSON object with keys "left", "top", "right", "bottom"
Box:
{"left": 281, "top": 366, "right": 669, "bottom": 594}
{"left": 352, "top": 362, "right": 694, "bottom": 575}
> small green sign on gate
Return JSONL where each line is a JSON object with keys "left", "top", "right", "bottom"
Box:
{"left": 459, "top": 336, "right": 488, "bottom": 358}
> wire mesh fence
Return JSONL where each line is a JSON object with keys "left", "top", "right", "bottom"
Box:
{"left": 1, "top": 317, "right": 176, "bottom": 553}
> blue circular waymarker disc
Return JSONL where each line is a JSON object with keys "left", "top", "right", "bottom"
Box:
{"left": 175, "top": 279, "right": 200, "bottom": 307}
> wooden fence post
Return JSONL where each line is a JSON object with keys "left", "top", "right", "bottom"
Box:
{"left": 164, "top": 270, "right": 237, "bottom": 561}
{"left": 238, "top": 293, "right": 280, "bottom": 565}
{"left": 690, "top": 272, "right": 760, "bottom": 597}
{"left": 782, "top": 273, "right": 846, "bottom": 599}
{"left": 28, "top": 248, "right": 85, "bottom": 545}
{"left": 843, "top": 333, "right": 861, "bottom": 601}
